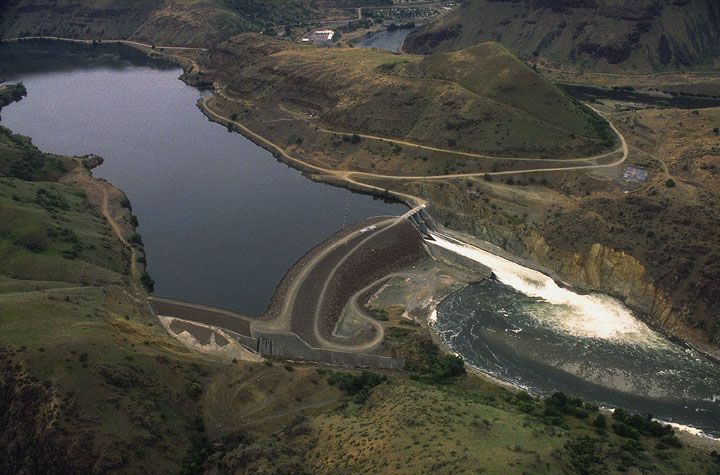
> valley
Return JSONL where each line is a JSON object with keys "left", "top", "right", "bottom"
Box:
{"left": 1, "top": 1, "right": 720, "bottom": 473}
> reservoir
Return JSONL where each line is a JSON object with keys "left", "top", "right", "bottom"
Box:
{"left": 2, "top": 41, "right": 719, "bottom": 438}
{"left": 0, "top": 41, "right": 406, "bottom": 316}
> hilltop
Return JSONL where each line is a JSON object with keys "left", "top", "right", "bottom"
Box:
{"left": 195, "top": 34, "right": 616, "bottom": 171}
{"left": 404, "top": 0, "right": 720, "bottom": 73}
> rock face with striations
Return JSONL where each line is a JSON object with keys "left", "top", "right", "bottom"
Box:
{"left": 433, "top": 208, "right": 718, "bottom": 358}
{"left": 404, "top": 0, "right": 720, "bottom": 72}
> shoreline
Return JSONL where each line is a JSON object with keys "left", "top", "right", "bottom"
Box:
{"left": 420, "top": 279, "right": 720, "bottom": 448}
{"left": 5, "top": 38, "right": 718, "bottom": 449}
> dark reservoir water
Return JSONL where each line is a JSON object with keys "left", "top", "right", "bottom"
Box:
{"left": 354, "top": 26, "right": 416, "bottom": 53}
{"left": 431, "top": 233, "right": 720, "bottom": 438}
{"left": 0, "top": 41, "right": 406, "bottom": 316}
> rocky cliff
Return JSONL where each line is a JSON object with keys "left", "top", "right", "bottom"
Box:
{"left": 404, "top": 0, "right": 720, "bottom": 72}
{"left": 429, "top": 203, "right": 719, "bottom": 359}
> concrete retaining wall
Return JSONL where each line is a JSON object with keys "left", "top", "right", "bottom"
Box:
{"left": 149, "top": 297, "right": 253, "bottom": 336}
{"left": 426, "top": 241, "right": 494, "bottom": 279}
{"left": 253, "top": 331, "right": 404, "bottom": 369}
{"left": 148, "top": 297, "right": 403, "bottom": 369}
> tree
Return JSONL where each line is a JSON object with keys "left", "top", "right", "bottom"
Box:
{"left": 593, "top": 414, "right": 607, "bottom": 429}
{"left": 140, "top": 272, "right": 155, "bottom": 292}
{"left": 188, "top": 381, "right": 201, "bottom": 398}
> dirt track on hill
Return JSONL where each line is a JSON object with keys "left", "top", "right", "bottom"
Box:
{"left": 200, "top": 88, "right": 628, "bottom": 190}
{"left": 60, "top": 161, "right": 142, "bottom": 294}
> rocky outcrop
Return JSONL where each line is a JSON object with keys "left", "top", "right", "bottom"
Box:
{"left": 431, "top": 207, "right": 718, "bottom": 358}
{"left": 403, "top": 0, "right": 720, "bottom": 72}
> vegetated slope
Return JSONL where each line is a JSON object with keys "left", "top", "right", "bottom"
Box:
{"left": 0, "top": 122, "right": 220, "bottom": 473}
{"left": 0, "top": 0, "right": 351, "bottom": 47}
{"left": 404, "top": 0, "right": 720, "bottom": 72}
{"left": 204, "top": 35, "right": 615, "bottom": 159}
{"left": 0, "top": 82, "right": 26, "bottom": 120}
{"left": 0, "top": 0, "right": 163, "bottom": 42}
{"left": 190, "top": 320, "right": 717, "bottom": 473}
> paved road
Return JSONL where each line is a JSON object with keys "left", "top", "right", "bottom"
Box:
{"left": 1, "top": 36, "right": 207, "bottom": 51}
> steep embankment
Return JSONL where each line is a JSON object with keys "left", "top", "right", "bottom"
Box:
{"left": 199, "top": 35, "right": 615, "bottom": 161}
{"left": 0, "top": 112, "right": 221, "bottom": 472}
{"left": 404, "top": 0, "right": 720, "bottom": 72}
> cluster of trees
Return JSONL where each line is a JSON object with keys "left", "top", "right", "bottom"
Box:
{"left": 321, "top": 369, "right": 386, "bottom": 403}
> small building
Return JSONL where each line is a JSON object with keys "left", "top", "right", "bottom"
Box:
{"left": 301, "top": 30, "right": 335, "bottom": 44}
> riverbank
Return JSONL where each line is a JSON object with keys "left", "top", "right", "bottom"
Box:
{"left": 6, "top": 36, "right": 719, "bottom": 451}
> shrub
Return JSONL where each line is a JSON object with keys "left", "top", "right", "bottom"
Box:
{"left": 574, "top": 408, "right": 589, "bottom": 419}
{"left": 120, "top": 197, "right": 132, "bottom": 210}
{"left": 547, "top": 391, "right": 569, "bottom": 408}
{"left": 188, "top": 381, "right": 202, "bottom": 397}
{"left": 327, "top": 370, "right": 386, "bottom": 403}
{"left": 140, "top": 272, "right": 155, "bottom": 292}
{"left": 34, "top": 188, "right": 70, "bottom": 211}
{"left": 665, "top": 178, "right": 676, "bottom": 188}
{"left": 660, "top": 434, "right": 682, "bottom": 448}
{"left": 613, "top": 422, "right": 640, "bottom": 440}
{"left": 593, "top": 414, "right": 607, "bottom": 429}
{"left": 130, "top": 232, "right": 143, "bottom": 245}
{"left": 430, "top": 354, "right": 465, "bottom": 381}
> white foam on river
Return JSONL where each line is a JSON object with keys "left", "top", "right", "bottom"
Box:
{"left": 428, "top": 232, "right": 665, "bottom": 346}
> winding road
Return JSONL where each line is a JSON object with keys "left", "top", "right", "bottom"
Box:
{"left": 200, "top": 91, "right": 628, "bottom": 199}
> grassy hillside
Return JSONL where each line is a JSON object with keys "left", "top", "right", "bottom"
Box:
{"left": 0, "top": 0, "right": 353, "bottom": 47}
{"left": 404, "top": 0, "right": 720, "bottom": 73}
{"left": 0, "top": 111, "right": 717, "bottom": 473}
{"left": 202, "top": 35, "right": 616, "bottom": 160}
{"left": 0, "top": 123, "right": 223, "bottom": 473}
{"left": 198, "top": 346, "right": 718, "bottom": 473}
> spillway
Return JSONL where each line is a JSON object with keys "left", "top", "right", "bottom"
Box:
{"left": 429, "top": 231, "right": 720, "bottom": 438}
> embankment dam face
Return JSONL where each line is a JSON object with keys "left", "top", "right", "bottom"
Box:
{"left": 149, "top": 214, "right": 439, "bottom": 369}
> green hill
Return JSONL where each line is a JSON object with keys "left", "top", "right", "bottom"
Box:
{"left": 404, "top": 0, "right": 720, "bottom": 73}
{"left": 0, "top": 119, "right": 220, "bottom": 472}
{"left": 203, "top": 36, "right": 616, "bottom": 160}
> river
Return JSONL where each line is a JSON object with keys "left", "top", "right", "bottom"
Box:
{"left": 429, "top": 231, "right": 720, "bottom": 438}
{"left": 0, "top": 41, "right": 406, "bottom": 316}
{"left": 2, "top": 40, "right": 719, "bottom": 438}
